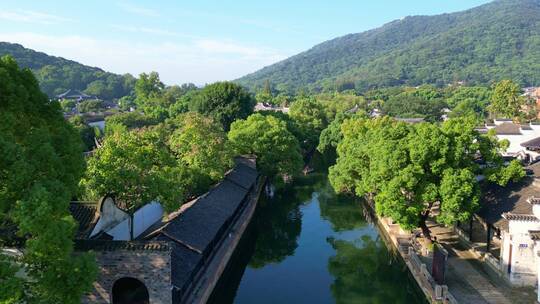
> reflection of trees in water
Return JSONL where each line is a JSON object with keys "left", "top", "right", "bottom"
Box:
{"left": 318, "top": 181, "right": 366, "bottom": 232}
{"left": 248, "top": 179, "right": 309, "bottom": 268}
{"left": 248, "top": 174, "right": 328, "bottom": 268}
{"left": 327, "top": 235, "right": 425, "bottom": 304}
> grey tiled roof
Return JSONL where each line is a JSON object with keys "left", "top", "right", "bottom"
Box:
{"left": 225, "top": 163, "right": 259, "bottom": 190}
{"left": 477, "top": 163, "right": 540, "bottom": 231}
{"left": 69, "top": 202, "right": 98, "bottom": 239}
{"left": 502, "top": 213, "right": 539, "bottom": 222}
{"left": 153, "top": 160, "right": 258, "bottom": 291}
{"left": 527, "top": 196, "right": 540, "bottom": 205}
{"left": 56, "top": 89, "right": 92, "bottom": 99}
{"left": 168, "top": 242, "right": 203, "bottom": 292}
{"left": 521, "top": 136, "right": 540, "bottom": 148}
{"left": 529, "top": 230, "right": 540, "bottom": 240}
{"left": 494, "top": 122, "right": 521, "bottom": 135}
{"left": 160, "top": 179, "right": 249, "bottom": 254}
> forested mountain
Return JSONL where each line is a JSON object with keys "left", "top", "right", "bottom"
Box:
{"left": 0, "top": 42, "right": 135, "bottom": 99}
{"left": 237, "top": 0, "right": 540, "bottom": 93}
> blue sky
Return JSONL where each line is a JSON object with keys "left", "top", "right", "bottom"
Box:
{"left": 0, "top": 0, "right": 491, "bottom": 85}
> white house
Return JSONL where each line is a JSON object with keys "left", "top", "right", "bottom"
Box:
{"left": 482, "top": 119, "right": 540, "bottom": 162}
{"left": 499, "top": 197, "right": 540, "bottom": 303}
{"left": 85, "top": 195, "right": 164, "bottom": 240}
{"left": 479, "top": 164, "right": 540, "bottom": 303}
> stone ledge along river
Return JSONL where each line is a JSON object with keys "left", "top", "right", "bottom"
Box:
{"left": 208, "top": 172, "right": 426, "bottom": 304}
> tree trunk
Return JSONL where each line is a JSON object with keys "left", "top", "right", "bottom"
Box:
{"left": 419, "top": 209, "right": 432, "bottom": 245}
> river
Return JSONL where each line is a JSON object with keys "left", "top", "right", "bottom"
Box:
{"left": 209, "top": 172, "right": 426, "bottom": 304}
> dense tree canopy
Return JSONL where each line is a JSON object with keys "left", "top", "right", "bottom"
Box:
{"left": 329, "top": 116, "right": 524, "bottom": 240}
{"left": 382, "top": 87, "right": 446, "bottom": 122}
{"left": 85, "top": 111, "right": 234, "bottom": 212}
{"left": 167, "top": 112, "right": 233, "bottom": 182}
{"left": 81, "top": 128, "right": 189, "bottom": 212}
{"left": 446, "top": 86, "right": 492, "bottom": 121}
{"left": 289, "top": 97, "right": 328, "bottom": 150}
{"left": 190, "top": 81, "right": 255, "bottom": 130}
{"left": 489, "top": 80, "right": 526, "bottom": 120}
{"left": 68, "top": 115, "right": 97, "bottom": 151}
{"left": 105, "top": 112, "right": 158, "bottom": 136}
{"left": 317, "top": 112, "right": 361, "bottom": 155}
{"left": 228, "top": 114, "right": 303, "bottom": 179}
{"left": 134, "top": 72, "right": 168, "bottom": 120}
{"left": 76, "top": 99, "right": 104, "bottom": 113}
{"left": 0, "top": 56, "right": 96, "bottom": 303}
{"left": 314, "top": 92, "right": 367, "bottom": 122}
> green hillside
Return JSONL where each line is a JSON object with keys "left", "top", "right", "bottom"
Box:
{"left": 0, "top": 42, "right": 135, "bottom": 99}
{"left": 237, "top": 0, "right": 540, "bottom": 92}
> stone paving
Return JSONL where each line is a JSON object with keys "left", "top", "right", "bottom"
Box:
{"left": 427, "top": 222, "right": 537, "bottom": 304}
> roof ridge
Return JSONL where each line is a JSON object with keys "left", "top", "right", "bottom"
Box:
{"left": 70, "top": 201, "right": 98, "bottom": 205}
{"left": 503, "top": 212, "right": 539, "bottom": 221}
{"left": 160, "top": 231, "right": 202, "bottom": 254}
{"left": 527, "top": 196, "right": 540, "bottom": 205}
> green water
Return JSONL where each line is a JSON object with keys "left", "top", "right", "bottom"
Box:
{"left": 209, "top": 173, "right": 426, "bottom": 304}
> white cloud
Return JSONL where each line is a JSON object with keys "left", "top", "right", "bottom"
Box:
{"left": 111, "top": 24, "right": 199, "bottom": 39}
{"left": 117, "top": 2, "right": 159, "bottom": 17}
{"left": 195, "top": 39, "right": 272, "bottom": 57}
{"left": 0, "top": 10, "right": 72, "bottom": 24}
{"left": 0, "top": 32, "right": 288, "bottom": 85}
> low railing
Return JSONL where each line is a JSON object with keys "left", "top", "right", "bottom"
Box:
{"left": 407, "top": 247, "right": 458, "bottom": 304}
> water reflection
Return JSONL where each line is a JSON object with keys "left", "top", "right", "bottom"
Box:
{"left": 318, "top": 184, "right": 365, "bottom": 232}
{"left": 209, "top": 173, "right": 425, "bottom": 304}
{"left": 248, "top": 193, "right": 302, "bottom": 268}
{"left": 327, "top": 235, "right": 424, "bottom": 304}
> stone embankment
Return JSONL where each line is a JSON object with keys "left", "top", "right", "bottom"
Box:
{"left": 363, "top": 201, "right": 458, "bottom": 304}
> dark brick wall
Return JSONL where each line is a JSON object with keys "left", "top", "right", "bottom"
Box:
{"left": 82, "top": 249, "right": 172, "bottom": 304}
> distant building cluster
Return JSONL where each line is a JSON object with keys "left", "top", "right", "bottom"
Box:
{"left": 475, "top": 119, "right": 540, "bottom": 163}
{"left": 254, "top": 102, "right": 289, "bottom": 113}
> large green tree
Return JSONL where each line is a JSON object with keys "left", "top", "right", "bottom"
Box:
{"left": 489, "top": 80, "right": 525, "bottom": 120}
{"left": 317, "top": 112, "right": 366, "bottom": 156}
{"left": 0, "top": 56, "right": 96, "bottom": 303}
{"left": 289, "top": 97, "right": 328, "bottom": 150}
{"left": 329, "top": 116, "right": 523, "bottom": 240}
{"left": 104, "top": 112, "right": 157, "bottom": 136}
{"left": 167, "top": 112, "right": 233, "bottom": 182}
{"left": 81, "top": 128, "right": 189, "bottom": 212}
{"left": 190, "top": 81, "right": 255, "bottom": 130}
{"left": 228, "top": 114, "right": 303, "bottom": 179}
{"left": 68, "top": 115, "right": 96, "bottom": 151}
{"left": 382, "top": 88, "right": 446, "bottom": 122}
{"left": 134, "top": 72, "right": 170, "bottom": 120}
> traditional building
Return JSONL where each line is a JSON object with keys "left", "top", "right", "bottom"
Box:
{"left": 476, "top": 119, "right": 540, "bottom": 162}
{"left": 56, "top": 89, "right": 94, "bottom": 101}
{"left": 254, "top": 102, "right": 289, "bottom": 113}
{"left": 71, "top": 158, "right": 260, "bottom": 304}
{"left": 476, "top": 162, "right": 540, "bottom": 302}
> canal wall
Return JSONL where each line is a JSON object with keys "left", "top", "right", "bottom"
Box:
{"left": 180, "top": 175, "right": 265, "bottom": 304}
{"left": 363, "top": 201, "right": 458, "bottom": 304}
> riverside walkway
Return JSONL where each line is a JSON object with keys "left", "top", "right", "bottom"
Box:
{"left": 368, "top": 198, "right": 536, "bottom": 304}
{"left": 429, "top": 222, "right": 536, "bottom": 304}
